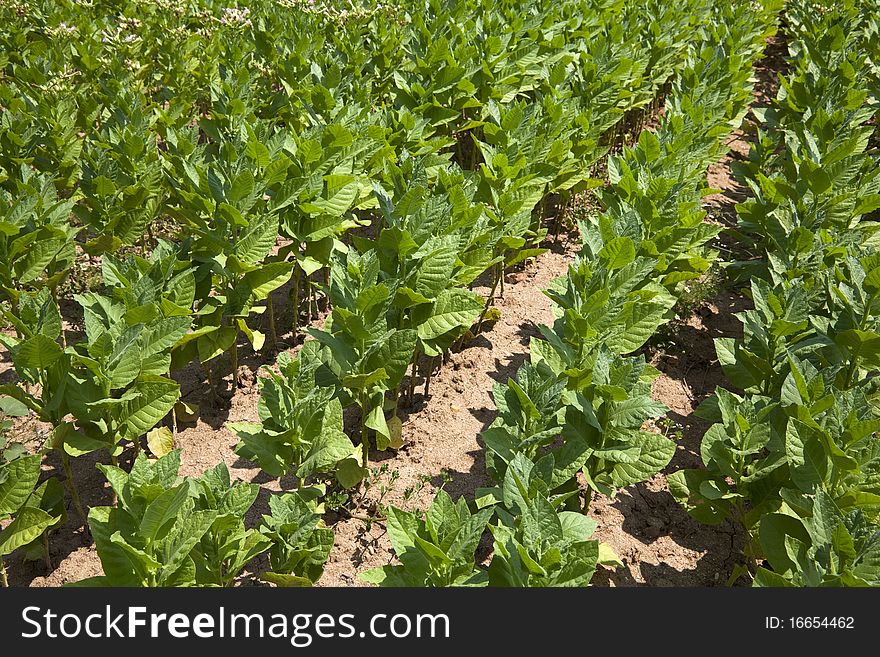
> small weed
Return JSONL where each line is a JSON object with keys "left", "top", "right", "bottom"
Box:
{"left": 657, "top": 416, "right": 684, "bottom": 441}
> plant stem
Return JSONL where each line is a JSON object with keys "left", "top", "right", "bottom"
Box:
{"left": 290, "top": 267, "right": 300, "bottom": 337}
{"left": 423, "top": 356, "right": 436, "bottom": 397}
{"left": 231, "top": 334, "right": 239, "bottom": 389}
{"left": 0, "top": 556, "right": 7, "bottom": 587}
{"left": 582, "top": 487, "right": 593, "bottom": 514}
{"left": 319, "top": 267, "right": 328, "bottom": 312}
{"left": 360, "top": 390, "right": 369, "bottom": 470}
{"left": 61, "top": 451, "right": 87, "bottom": 526}
{"left": 207, "top": 360, "right": 217, "bottom": 398}
{"left": 407, "top": 349, "right": 418, "bottom": 404}
{"left": 50, "top": 286, "right": 66, "bottom": 348}
{"left": 43, "top": 532, "right": 52, "bottom": 571}
{"left": 474, "top": 265, "right": 501, "bottom": 336}
{"left": 267, "top": 294, "right": 277, "bottom": 350}
{"left": 110, "top": 453, "right": 119, "bottom": 505}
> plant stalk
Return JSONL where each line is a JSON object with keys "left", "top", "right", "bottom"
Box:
{"left": 407, "top": 349, "right": 418, "bottom": 404}
{"left": 423, "top": 356, "right": 436, "bottom": 397}
{"left": 0, "top": 556, "right": 7, "bottom": 588}
{"left": 582, "top": 487, "right": 593, "bottom": 515}
{"left": 319, "top": 267, "right": 328, "bottom": 312}
{"left": 360, "top": 390, "right": 369, "bottom": 470}
{"left": 43, "top": 531, "right": 52, "bottom": 571}
{"left": 290, "top": 267, "right": 301, "bottom": 337}
{"left": 61, "top": 450, "right": 88, "bottom": 526}
{"left": 475, "top": 265, "right": 502, "bottom": 335}
{"left": 267, "top": 294, "right": 277, "bottom": 350}
{"left": 207, "top": 360, "right": 217, "bottom": 398}
{"left": 110, "top": 453, "right": 119, "bottom": 505}
{"left": 231, "top": 334, "right": 239, "bottom": 389}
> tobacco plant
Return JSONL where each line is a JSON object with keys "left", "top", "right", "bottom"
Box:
{"left": 486, "top": 454, "right": 603, "bottom": 587}
{"left": 307, "top": 249, "right": 417, "bottom": 464}
{"left": 360, "top": 489, "right": 493, "bottom": 587}
{"left": 259, "top": 489, "right": 335, "bottom": 587}
{"left": 83, "top": 451, "right": 276, "bottom": 587}
{"left": 0, "top": 454, "right": 63, "bottom": 587}
{"left": 191, "top": 462, "right": 272, "bottom": 587}
{"left": 0, "top": 168, "right": 77, "bottom": 309}
{"left": 165, "top": 121, "right": 292, "bottom": 389}
{"left": 228, "top": 344, "right": 360, "bottom": 488}
{"left": 755, "top": 489, "right": 880, "bottom": 587}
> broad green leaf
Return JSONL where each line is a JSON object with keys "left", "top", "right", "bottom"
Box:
{"left": 261, "top": 572, "right": 313, "bottom": 587}
{"left": 0, "top": 506, "right": 55, "bottom": 557}
{"left": 599, "top": 237, "right": 636, "bottom": 270}
{"left": 417, "top": 288, "right": 482, "bottom": 340}
{"left": 0, "top": 455, "right": 41, "bottom": 516}
{"left": 120, "top": 377, "right": 180, "bottom": 438}
{"left": 336, "top": 455, "right": 368, "bottom": 489}
{"left": 15, "top": 334, "right": 63, "bottom": 369}
{"left": 140, "top": 485, "right": 191, "bottom": 542}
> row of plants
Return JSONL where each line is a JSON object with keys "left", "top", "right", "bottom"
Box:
{"left": 0, "top": 0, "right": 715, "bottom": 586}
{"left": 671, "top": 0, "right": 880, "bottom": 586}
{"left": 1, "top": 446, "right": 334, "bottom": 586}
{"left": 363, "top": 0, "right": 783, "bottom": 586}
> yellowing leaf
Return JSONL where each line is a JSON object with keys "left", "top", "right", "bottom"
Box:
{"left": 388, "top": 415, "right": 404, "bottom": 450}
{"left": 147, "top": 427, "right": 174, "bottom": 458}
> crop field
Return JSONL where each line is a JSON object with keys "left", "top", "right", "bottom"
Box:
{"left": 0, "top": 0, "right": 878, "bottom": 589}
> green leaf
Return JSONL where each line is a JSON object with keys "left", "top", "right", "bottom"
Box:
{"left": 236, "top": 262, "right": 293, "bottom": 306}
{"left": 234, "top": 214, "right": 278, "bottom": 265}
{"left": 158, "top": 509, "right": 218, "bottom": 581}
{"left": 759, "top": 513, "right": 811, "bottom": 574}
{"left": 15, "top": 334, "right": 63, "bottom": 369}
{"left": 0, "top": 395, "right": 30, "bottom": 417}
{"left": 598, "top": 237, "right": 636, "bottom": 270}
{"left": 196, "top": 326, "right": 238, "bottom": 364}
{"left": 140, "top": 485, "right": 191, "bottom": 542}
{"left": 62, "top": 431, "right": 111, "bottom": 457}
{"left": 0, "top": 506, "right": 55, "bottom": 557}
{"left": 417, "top": 288, "right": 482, "bottom": 341}
{"left": 120, "top": 377, "right": 180, "bottom": 438}
{"left": 297, "top": 429, "right": 355, "bottom": 480}
{"left": 785, "top": 419, "right": 827, "bottom": 493}
{"left": 0, "top": 454, "right": 41, "bottom": 516}
{"left": 336, "top": 454, "right": 368, "bottom": 489}
{"left": 311, "top": 175, "right": 358, "bottom": 217}
{"left": 609, "top": 432, "right": 675, "bottom": 488}
{"left": 261, "top": 572, "right": 313, "bottom": 587}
